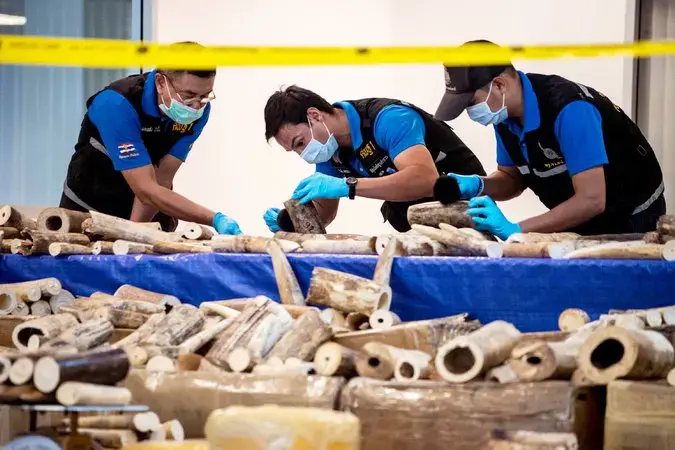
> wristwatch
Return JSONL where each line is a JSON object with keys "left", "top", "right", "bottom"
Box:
{"left": 346, "top": 177, "right": 358, "bottom": 200}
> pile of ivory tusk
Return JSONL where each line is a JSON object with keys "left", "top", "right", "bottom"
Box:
{"left": 2, "top": 202, "right": 674, "bottom": 260}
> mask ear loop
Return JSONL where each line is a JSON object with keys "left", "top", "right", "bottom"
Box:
{"left": 160, "top": 75, "right": 174, "bottom": 108}
{"left": 307, "top": 115, "right": 332, "bottom": 142}
{"left": 162, "top": 74, "right": 189, "bottom": 106}
{"left": 321, "top": 120, "right": 331, "bottom": 137}
{"left": 486, "top": 81, "right": 506, "bottom": 112}
{"left": 307, "top": 116, "right": 316, "bottom": 140}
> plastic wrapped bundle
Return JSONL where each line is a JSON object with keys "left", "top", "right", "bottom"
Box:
{"left": 204, "top": 405, "right": 360, "bottom": 450}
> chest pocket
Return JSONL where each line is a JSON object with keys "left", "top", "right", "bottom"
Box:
{"left": 356, "top": 139, "right": 397, "bottom": 177}
{"left": 526, "top": 136, "right": 568, "bottom": 178}
{"left": 139, "top": 117, "right": 187, "bottom": 165}
{"left": 499, "top": 124, "right": 575, "bottom": 210}
{"left": 523, "top": 132, "right": 575, "bottom": 208}
{"left": 330, "top": 131, "right": 397, "bottom": 178}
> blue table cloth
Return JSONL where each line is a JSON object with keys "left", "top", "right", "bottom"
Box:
{"left": 1, "top": 253, "right": 673, "bottom": 332}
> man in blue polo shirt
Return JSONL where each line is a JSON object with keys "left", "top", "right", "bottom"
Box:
{"left": 434, "top": 40, "right": 665, "bottom": 239}
{"left": 262, "top": 85, "right": 485, "bottom": 232}
{"left": 60, "top": 54, "right": 241, "bottom": 234}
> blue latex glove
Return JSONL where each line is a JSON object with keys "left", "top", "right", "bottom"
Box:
{"left": 466, "top": 196, "right": 521, "bottom": 241}
{"left": 212, "top": 212, "right": 242, "bottom": 235}
{"left": 449, "top": 173, "right": 484, "bottom": 200}
{"left": 291, "top": 173, "right": 349, "bottom": 205}
{"left": 263, "top": 208, "right": 281, "bottom": 232}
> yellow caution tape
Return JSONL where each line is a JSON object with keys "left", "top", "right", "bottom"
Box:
{"left": 2, "top": 35, "right": 675, "bottom": 69}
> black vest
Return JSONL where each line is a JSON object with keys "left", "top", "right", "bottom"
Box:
{"left": 496, "top": 73, "right": 663, "bottom": 235}
{"left": 329, "top": 98, "right": 485, "bottom": 231}
{"left": 63, "top": 73, "right": 193, "bottom": 219}
{"left": 329, "top": 98, "right": 485, "bottom": 178}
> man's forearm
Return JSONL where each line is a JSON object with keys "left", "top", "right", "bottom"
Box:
{"left": 519, "top": 194, "right": 604, "bottom": 233}
{"left": 130, "top": 178, "right": 174, "bottom": 223}
{"left": 139, "top": 185, "right": 216, "bottom": 225}
{"left": 355, "top": 166, "right": 437, "bottom": 202}
{"left": 482, "top": 170, "right": 523, "bottom": 201}
{"left": 130, "top": 197, "right": 158, "bottom": 223}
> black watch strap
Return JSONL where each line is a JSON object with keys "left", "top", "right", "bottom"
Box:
{"left": 347, "top": 177, "right": 358, "bottom": 200}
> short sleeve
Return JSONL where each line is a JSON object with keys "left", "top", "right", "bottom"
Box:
{"left": 88, "top": 90, "right": 152, "bottom": 171}
{"left": 554, "top": 101, "right": 609, "bottom": 176}
{"left": 168, "top": 104, "right": 211, "bottom": 161}
{"left": 373, "top": 105, "right": 426, "bottom": 160}
{"left": 495, "top": 130, "right": 515, "bottom": 167}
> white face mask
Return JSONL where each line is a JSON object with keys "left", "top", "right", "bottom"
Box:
{"left": 466, "top": 81, "right": 508, "bottom": 126}
{"left": 300, "top": 118, "right": 339, "bottom": 164}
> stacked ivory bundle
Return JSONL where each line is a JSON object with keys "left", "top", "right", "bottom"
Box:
{"left": 61, "top": 414, "right": 185, "bottom": 449}
{"left": 0, "top": 278, "right": 75, "bottom": 318}
{"left": 403, "top": 201, "right": 675, "bottom": 261}
{"left": 0, "top": 279, "right": 180, "bottom": 323}
{"left": 3, "top": 202, "right": 674, "bottom": 260}
{"left": 0, "top": 204, "right": 372, "bottom": 256}
{"left": 428, "top": 305, "right": 675, "bottom": 388}
{"left": 0, "top": 334, "right": 183, "bottom": 448}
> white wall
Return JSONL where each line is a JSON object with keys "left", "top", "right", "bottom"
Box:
{"left": 154, "top": 0, "right": 637, "bottom": 236}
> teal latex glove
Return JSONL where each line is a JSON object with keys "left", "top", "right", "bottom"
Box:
{"left": 291, "top": 173, "right": 349, "bottom": 205}
{"left": 263, "top": 208, "right": 281, "bottom": 232}
{"left": 212, "top": 212, "right": 242, "bottom": 235}
{"left": 466, "top": 196, "right": 521, "bottom": 241}
{"left": 449, "top": 173, "right": 484, "bottom": 200}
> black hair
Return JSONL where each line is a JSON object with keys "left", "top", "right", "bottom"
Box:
{"left": 503, "top": 66, "right": 518, "bottom": 76}
{"left": 158, "top": 41, "right": 216, "bottom": 78}
{"left": 264, "top": 85, "right": 335, "bottom": 141}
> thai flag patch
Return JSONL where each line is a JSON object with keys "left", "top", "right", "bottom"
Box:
{"left": 118, "top": 143, "right": 136, "bottom": 154}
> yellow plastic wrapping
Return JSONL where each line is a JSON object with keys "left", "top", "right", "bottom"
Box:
{"left": 340, "top": 378, "right": 602, "bottom": 450}
{"left": 204, "top": 405, "right": 360, "bottom": 450}
{"left": 125, "top": 369, "right": 345, "bottom": 439}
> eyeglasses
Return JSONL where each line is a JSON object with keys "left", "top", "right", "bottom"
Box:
{"left": 164, "top": 75, "right": 216, "bottom": 109}
{"left": 180, "top": 91, "right": 216, "bottom": 109}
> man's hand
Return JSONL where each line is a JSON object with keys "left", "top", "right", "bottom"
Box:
{"left": 212, "top": 212, "right": 242, "bottom": 235}
{"left": 466, "top": 196, "right": 521, "bottom": 241}
{"left": 263, "top": 208, "right": 281, "bottom": 232}
{"left": 292, "top": 173, "right": 349, "bottom": 205}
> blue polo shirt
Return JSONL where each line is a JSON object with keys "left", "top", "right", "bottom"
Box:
{"left": 495, "top": 71, "right": 608, "bottom": 176}
{"left": 87, "top": 70, "right": 210, "bottom": 171}
{"left": 315, "top": 102, "right": 426, "bottom": 177}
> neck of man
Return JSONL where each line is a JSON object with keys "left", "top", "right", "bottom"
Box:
{"left": 508, "top": 79, "right": 526, "bottom": 126}
{"left": 331, "top": 108, "right": 352, "bottom": 148}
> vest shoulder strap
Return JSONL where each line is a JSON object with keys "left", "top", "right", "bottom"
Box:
{"left": 328, "top": 98, "right": 402, "bottom": 177}
{"left": 86, "top": 73, "right": 149, "bottom": 115}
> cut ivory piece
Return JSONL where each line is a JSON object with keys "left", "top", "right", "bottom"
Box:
{"left": 306, "top": 267, "right": 392, "bottom": 315}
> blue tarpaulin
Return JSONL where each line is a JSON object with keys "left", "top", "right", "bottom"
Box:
{"left": 1, "top": 253, "right": 673, "bottom": 332}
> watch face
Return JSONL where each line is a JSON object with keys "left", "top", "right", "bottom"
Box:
{"left": 346, "top": 177, "right": 357, "bottom": 185}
